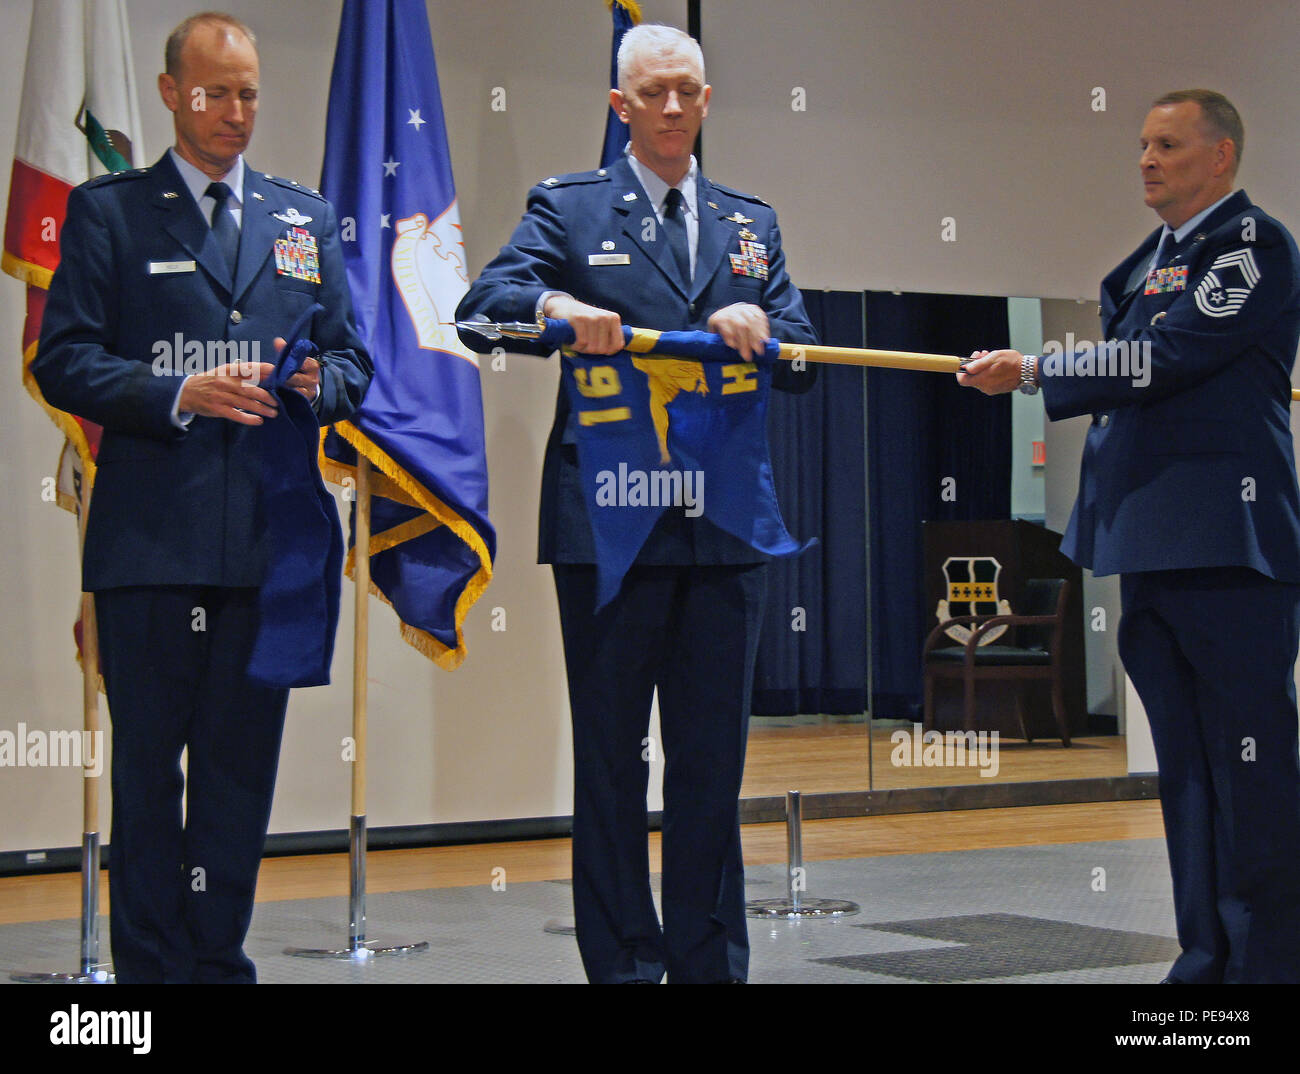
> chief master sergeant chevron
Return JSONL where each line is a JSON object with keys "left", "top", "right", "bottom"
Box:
{"left": 31, "top": 12, "right": 371, "bottom": 983}
{"left": 960, "top": 89, "right": 1300, "bottom": 983}
{"left": 457, "top": 23, "right": 816, "bottom": 984}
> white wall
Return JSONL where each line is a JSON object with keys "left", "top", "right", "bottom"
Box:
{"left": 4, "top": 0, "right": 1299, "bottom": 853}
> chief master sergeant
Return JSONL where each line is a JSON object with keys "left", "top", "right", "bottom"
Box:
{"left": 960, "top": 89, "right": 1300, "bottom": 983}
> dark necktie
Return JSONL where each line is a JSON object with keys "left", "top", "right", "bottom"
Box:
{"left": 205, "top": 181, "right": 239, "bottom": 275}
{"left": 662, "top": 187, "right": 691, "bottom": 283}
{"left": 1158, "top": 232, "right": 1184, "bottom": 268}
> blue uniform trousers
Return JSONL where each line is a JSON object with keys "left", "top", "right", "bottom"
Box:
{"left": 552, "top": 562, "right": 768, "bottom": 983}
{"left": 1120, "top": 567, "right": 1300, "bottom": 983}
{"left": 95, "top": 585, "right": 289, "bottom": 983}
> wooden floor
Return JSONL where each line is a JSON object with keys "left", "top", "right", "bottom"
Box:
{"left": 0, "top": 800, "right": 1165, "bottom": 926}
{"left": 741, "top": 720, "right": 1126, "bottom": 796}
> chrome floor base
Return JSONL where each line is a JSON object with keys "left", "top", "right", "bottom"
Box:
{"left": 746, "top": 898, "right": 860, "bottom": 919}
{"left": 283, "top": 940, "right": 429, "bottom": 961}
{"left": 10, "top": 966, "right": 114, "bottom": 984}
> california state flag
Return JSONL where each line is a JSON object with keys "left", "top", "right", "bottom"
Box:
{"left": 3, "top": 0, "right": 144, "bottom": 513}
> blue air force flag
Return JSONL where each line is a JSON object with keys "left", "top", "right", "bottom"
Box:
{"left": 320, "top": 0, "right": 494, "bottom": 670}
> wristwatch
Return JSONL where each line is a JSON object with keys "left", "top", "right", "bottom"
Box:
{"left": 1017, "top": 353, "right": 1039, "bottom": 395}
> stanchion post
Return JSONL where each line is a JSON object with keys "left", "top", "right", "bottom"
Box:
{"left": 745, "top": 789, "right": 860, "bottom": 920}
{"left": 786, "top": 790, "right": 803, "bottom": 913}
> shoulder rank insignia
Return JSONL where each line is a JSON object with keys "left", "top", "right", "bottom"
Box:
{"left": 274, "top": 225, "right": 321, "bottom": 284}
{"left": 1194, "top": 248, "right": 1261, "bottom": 318}
{"left": 272, "top": 206, "right": 313, "bottom": 226}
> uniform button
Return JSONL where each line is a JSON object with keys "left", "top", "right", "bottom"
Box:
{"left": 1098, "top": 414, "right": 1110, "bottom": 428}
{"left": 230, "top": 310, "right": 242, "bottom": 324}
{"left": 688, "top": 302, "right": 697, "bottom": 316}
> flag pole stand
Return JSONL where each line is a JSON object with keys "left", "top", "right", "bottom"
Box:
{"left": 745, "top": 791, "right": 859, "bottom": 919}
{"left": 286, "top": 455, "right": 427, "bottom": 962}
{"left": 12, "top": 479, "right": 113, "bottom": 984}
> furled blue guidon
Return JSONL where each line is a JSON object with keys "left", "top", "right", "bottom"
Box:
{"left": 247, "top": 302, "right": 344, "bottom": 688}
{"left": 540, "top": 319, "right": 810, "bottom": 608}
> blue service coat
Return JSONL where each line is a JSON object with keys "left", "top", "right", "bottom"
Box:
{"left": 1042, "top": 190, "right": 1300, "bottom": 579}
{"left": 31, "top": 152, "right": 372, "bottom": 591}
{"left": 455, "top": 154, "right": 817, "bottom": 564}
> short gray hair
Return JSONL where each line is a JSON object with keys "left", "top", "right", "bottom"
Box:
{"left": 617, "top": 24, "right": 704, "bottom": 91}
{"left": 165, "top": 12, "right": 257, "bottom": 78}
{"left": 1153, "top": 88, "right": 1244, "bottom": 173}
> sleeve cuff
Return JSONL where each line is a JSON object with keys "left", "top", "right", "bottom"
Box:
{"left": 171, "top": 376, "right": 195, "bottom": 429}
{"left": 536, "top": 290, "right": 571, "bottom": 323}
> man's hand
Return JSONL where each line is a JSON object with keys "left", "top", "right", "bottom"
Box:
{"left": 958, "top": 349, "right": 1026, "bottom": 396}
{"left": 275, "top": 335, "right": 321, "bottom": 403}
{"left": 177, "top": 362, "right": 278, "bottom": 425}
{"left": 708, "top": 303, "right": 770, "bottom": 360}
{"left": 543, "top": 295, "right": 624, "bottom": 354}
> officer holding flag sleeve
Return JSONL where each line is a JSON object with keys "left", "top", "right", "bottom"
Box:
{"left": 960, "top": 90, "right": 1300, "bottom": 983}
{"left": 31, "top": 12, "right": 370, "bottom": 983}
{"left": 457, "top": 23, "right": 816, "bottom": 983}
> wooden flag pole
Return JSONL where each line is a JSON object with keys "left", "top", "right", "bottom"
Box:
{"left": 348, "top": 454, "right": 371, "bottom": 951}
{"left": 11, "top": 474, "right": 112, "bottom": 983}
{"left": 284, "top": 453, "right": 426, "bottom": 961}
{"left": 77, "top": 473, "right": 106, "bottom": 979}
{"left": 775, "top": 341, "right": 962, "bottom": 373}
{"left": 460, "top": 320, "right": 1300, "bottom": 393}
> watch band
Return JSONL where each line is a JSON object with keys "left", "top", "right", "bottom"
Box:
{"left": 1018, "top": 353, "right": 1039, "bottom": 395}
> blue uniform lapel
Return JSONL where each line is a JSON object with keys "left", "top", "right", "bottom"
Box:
{"left": 692, "top": 179, "right": 731, "bottom": 303}
{"left": 1104, "top": 191, "right": 1253, "bottom": 336}
{"left": 1103, "top": 227, "right": 1162, "bottom": 331}
{"left": 151, "top": 152, "right": 233, "bottom": 294}
{"left": 610, "top": 157, "right": 689, "bottom": 299}
{"left": 233, "top": 169, "right": 280, "bottom": 305}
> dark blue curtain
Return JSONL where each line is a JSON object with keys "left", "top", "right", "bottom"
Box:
{"left": 753, "top": 291, "right": 868, "bottom": 715}
{"left": 865, "top": 292, "right": 1011, "bottom": 718}
{"left": 753, "top": 290, "right": 1011, "bottom": 719}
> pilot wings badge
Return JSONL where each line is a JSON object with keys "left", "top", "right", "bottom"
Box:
{"left": 272, "top": 206, "right": 313, "bottom": 226}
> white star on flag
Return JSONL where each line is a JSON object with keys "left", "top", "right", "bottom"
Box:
{"left": 380, "top": 213, "right": 391, "bottom": 229}
{"left": 407, "top": 108, "right": 425, "bottom": 130}
{"left": 382, "top": 157, "right": 400, "bottom": 176}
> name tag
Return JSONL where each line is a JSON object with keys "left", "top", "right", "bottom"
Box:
{"left": 588, "top": 253, "right": 631, "bottom": 266}
{"left": 148, "top": 260, "right": 196, "bottom": 275}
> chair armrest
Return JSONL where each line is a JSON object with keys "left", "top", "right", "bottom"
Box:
{"left": 965, "top": 614, "right": 1059, "bottom": 657}
{"left": 923, "top": 615, "right": 994, "bottom": 654}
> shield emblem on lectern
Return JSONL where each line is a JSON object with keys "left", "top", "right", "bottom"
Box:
{"left": 936, "top": 556, "right": 1011, "bottom": 645}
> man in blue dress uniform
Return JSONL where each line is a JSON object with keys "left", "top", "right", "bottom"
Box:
{"left": 457, "top": 24, "right": 816, "bottom": 983}
{"left": 960, "top": 90, "right": 1300, "bottom": 983}
{"left": 31, "top": 13, "right": 371, "bottom": 982}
